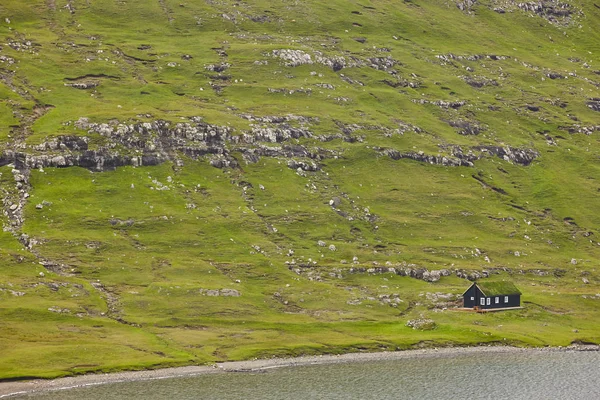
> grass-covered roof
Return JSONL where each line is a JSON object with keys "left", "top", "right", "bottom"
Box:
{"left": 477, "top": 281, "right": 522, "bottom": 296}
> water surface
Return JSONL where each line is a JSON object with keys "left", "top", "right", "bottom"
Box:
{"left": 15, "top": 351, "right": 600, "bottom": 399}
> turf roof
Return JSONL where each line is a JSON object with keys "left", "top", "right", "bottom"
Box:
{"left": 476, "top": 281, "right": 522, "bottom": 296}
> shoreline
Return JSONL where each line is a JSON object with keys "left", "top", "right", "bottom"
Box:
{"left": 1, "top": 344, "right": 598, "bottom": 398}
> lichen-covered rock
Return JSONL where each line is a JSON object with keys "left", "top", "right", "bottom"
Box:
{"left": 406, "top": 318, "right": 437, "bottom": 330}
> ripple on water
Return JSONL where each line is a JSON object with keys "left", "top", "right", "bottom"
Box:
{"left": 14, "top": 351, "right": 600, "bottom": 400}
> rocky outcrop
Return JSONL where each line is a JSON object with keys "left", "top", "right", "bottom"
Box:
{"left": 461, "top": 75, "right": 499, "bottom": 88}
{"left": 1, "top": 109, "right": 538, "bottom": 177}
{"left": 32, "top": 135, "right": 89, "bottom": 151}
{"left": 271, "top": 49, "right": 313, "bottom": 67}
{"left": 1, "top": 115, "right": 335, "bottom": 172}
{"left": 560, "top": 124, "right": 600, "bottom": 135}
{"left": 347, "top": 265, "right": 452, "bottom": 282}
{"left": 474, "top": 146, "right": 539, "bottom": 166}
{"left": 271, "top": 49, "right": 400, "bottom": 73}
{"left": 412, "top": 99, "right": 467, "bottom": 109}
{"left": 516, "top": 1, "right": 575, "bottom": 23}
{"left": 436, "top": 53, "right": 508, "bottom": 63}
{"left": 447, "top": 120, "right": 485, "bottom": 136}
{"left": 587, "top": 98, "right": 600, "bottom": 112}
{"left": 198, "top": 288, "right": 241, "bottom": 297}
{"left": 205, "top": 63, "right": 230, "bottom": 72}
{"left": 287, "top": 159, "right": 320, "bottom": 172}
{"left": 406, "top": 318, "right": 437, "bottom": 330}
{"left": 382, "top": 148, "right": 475, "bottom": 167}
{"left": 488, "top": 0, "right": 580, "bottom": 26}
{"left": 456, "top": 0, "right": 477, "bottom": 13}
{"left": 244, "top": 125, "right": 313, "bottom": 143}
{"left": 383, "top": 145, "right": 537, "bottom": 167}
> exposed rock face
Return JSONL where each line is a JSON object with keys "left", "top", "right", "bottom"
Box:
{"left": 561, "top": 124, "right": 600, "bottom": 135}
{"left": 461, "top": 75, "right": 499, "bottom": 88}
{"left": 516, "top": 1, "right": 575, "bottom": 23}
{"left": 271, "top": 49, "right": 400, "bottom": 73}
{"left": 1, "top": 115, "right": 338, "bottom": 172}
{"left": 287, "top": 159, "right": 320, "bottom": 172}
{"left": 455, "top": 269, "right": 491, "bottom": 281}
{"left": 436, "top": 53, "right": 508, "bottom": 63}
{"left": 382, "top": 148, "right": 475, "bottom": 167}
{"left": 488, "top": 0, "right": 581, "bottom": 26}
{"left": 474, "top": 146, "right": 539, "bottom": 166}
{"left": 380, "top": 144, "right": 538, "bottom": 167}
{"left": 199, "top": 288, "right": 241, "bottom": 297}
{"left": 64, "top": 81, "right": 99, "bottom": 89}
{"left": 456, "top": 0, "right": 477, "bottom": 12}
{"left": 447, "top": 120, "right": 484, "bottom": 136}
{"left": 1, "top": 103, "right": 537, "bottom": 179}
{"left": 205, "top": 63, "right": 230, "bottom": 72}
{"left": 587, "top": 98, "right": 600, "bottom": 112}
{"left": 347, "top": 265, "right": 452, "bottom": 282}
{"left": 33, "top": 136, "right": 89, "bottom": 151}
{"left": 271, "top": 49, "right": 313, "bottom": 67}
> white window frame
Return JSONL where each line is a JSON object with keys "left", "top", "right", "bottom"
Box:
{"left": 480, "top": 297, "right": 485, "bottom": 306}
{"left": 486, "top": 298, "right": 491, "bottom": 306}
{"left": 471, "top": 296, "right": 475, "bottom": 301}
{"left": 504, "top": 296, "right": 509, "bottom": 303}
{"left": 495, "top": 297, "right": 499, "bottom": 304}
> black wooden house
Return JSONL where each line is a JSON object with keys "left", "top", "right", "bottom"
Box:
{"left": 463, "top": 281, "right": 521, "bottom": 310}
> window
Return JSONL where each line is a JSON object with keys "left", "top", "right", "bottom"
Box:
{"left": 486, "top": 298, "right": 491, "bottom": 306}
{"left": 480, "top": 298, "right": 485, "bottom": 306}
{"left": 495, "top": 297, "right": 499, "bottom": 304}
{"left": 504, "top": 296, "right": 509, "bottom": 303}
{"left": 471, "top": 297, "right": 475, "bottom": 301}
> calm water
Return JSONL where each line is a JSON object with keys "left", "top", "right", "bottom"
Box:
{"left": 15, "top": 351, "right": 600, "bottom": 399}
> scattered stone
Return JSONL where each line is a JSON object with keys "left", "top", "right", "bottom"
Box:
{"left": 329, "top": 197, "right": 342, "bottom": 207}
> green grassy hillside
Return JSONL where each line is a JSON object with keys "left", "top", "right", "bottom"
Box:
{"left": 0, "top": 0, "right": 599, "bottom": 379}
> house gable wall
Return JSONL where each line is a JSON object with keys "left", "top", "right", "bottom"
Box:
{"left": 463, "top": 284, "right": 521, "bottom": 309}
{"left": 463, "top": 284, "right": 482, "bottom": 308}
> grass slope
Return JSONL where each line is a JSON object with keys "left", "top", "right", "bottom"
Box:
{"left": 0, "top": 0, "right": 599, "bottom": 379}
